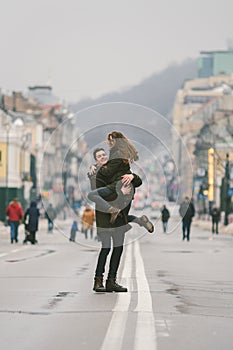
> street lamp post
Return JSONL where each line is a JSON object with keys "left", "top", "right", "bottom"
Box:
{"left": 4, "top": 123, "right": 10, "bottom": 222}
{"left": 224, "top": 153, "right": 231, "bottom": 226}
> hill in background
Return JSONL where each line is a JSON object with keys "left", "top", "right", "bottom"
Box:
{"left": 71, "top": 58, "right": 197, "bottom": 126}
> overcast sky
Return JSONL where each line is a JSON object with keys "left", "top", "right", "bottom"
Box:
{"left": 1, "top": 0, "right": 233, "bottom": 103}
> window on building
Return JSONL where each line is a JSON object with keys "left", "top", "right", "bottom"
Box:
{"left": 184, "top": 96, "right": 213, "bottom": 104}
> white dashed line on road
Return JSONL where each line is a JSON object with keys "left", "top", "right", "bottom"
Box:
{"left": 0, "top": 247, "right": 27, "bottom": 259}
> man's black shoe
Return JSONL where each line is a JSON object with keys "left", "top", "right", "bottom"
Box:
{"left": 105, "top": 278, "right": 127, "bottom": 292}
{"left": 93, "top": 277, "right": 106, "bottom": 292}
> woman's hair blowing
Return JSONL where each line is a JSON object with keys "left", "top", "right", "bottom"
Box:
{"left": 107, "top": 131, "right": 139, "bottom": 163}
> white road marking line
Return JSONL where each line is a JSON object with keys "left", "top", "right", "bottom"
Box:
{"left": 134, "top": 240, "right": 157, "bottom": 350}
{"left": 101, "top": 243, "right": 132, "bottom": 350}
{"left": 11, "top": 249, "right": 20, "bottom": 253}
{"left": 0, "top": 247, "right": 27, "bottom": 258}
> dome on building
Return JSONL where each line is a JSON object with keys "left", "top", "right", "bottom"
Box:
{"left": 28, "top": 85, "right": 61, "bottom": 109}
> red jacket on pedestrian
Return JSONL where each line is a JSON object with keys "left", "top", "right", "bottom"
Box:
{"left": 6, "top": 201, "right": 24, "bottom": 222}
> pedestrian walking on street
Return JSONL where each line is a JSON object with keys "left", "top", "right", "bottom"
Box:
{"left": 179, "top": 196, "right": 195, "bottom": 241}
{"left": 69, "top": 220, "right": 78, "bottom": 242}
{"left": 6, "top": 198, "right": 24, "bottom": 244}
{"left": 81, "top": 205, "right": 95, "bottom": 239}
{"left": 45, "top": 204, "right": 56, "bottom": 233}
{"left": 210, "top": 206, "right": 221, "bottom": 234}
{"left": 23, "top": 201, "right": 40, "bottom": 244}
{"left": 161, "top": 205, "right": 170, "bottom": 233}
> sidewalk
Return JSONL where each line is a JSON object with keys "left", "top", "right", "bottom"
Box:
{"left": 0, "top": 218, "right": 66, "bottom": 243}
{"left": 0, "top": 217, "right": 98, "bottom": 246}
{"left": 193, "top": 218, "right": 233, "bottom": 235}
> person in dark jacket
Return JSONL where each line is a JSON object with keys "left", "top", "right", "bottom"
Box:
{"left": 69, "top": 220, "right": 79, "bottom": 242}
{"left": 88, "top": 131, "right": 154, "bottom": 232}
{"left": 45, "top": 204, "right": 56, "bottom": 233}
{"left": 23, "top": 201, "right": 40, "bottom": 244}
{"left": 210, "top": 207, "right": 221, "bottom": 234}
{"left": 179, "top": 196, "right": 195, "bottom": 241}
{"left": 88, "top": 146, "right": 153, "bottom": 232}
{"left": 161, "top": 205, "right": 170, "bottom": 233}
{"left": 6, "top": 198, "right": 24, "bottom": 243}
{"left": 88, "top": 131, "right": 139, "bottom": 223}
{"left": 90, "top": 144, "right": 147, "bottom": 293}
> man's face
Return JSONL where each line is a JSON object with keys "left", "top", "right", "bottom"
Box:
{"left": 95, "top": 150, "right": 108, "bottom": 166}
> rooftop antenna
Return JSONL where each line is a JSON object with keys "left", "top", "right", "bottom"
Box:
{"left": 46, "top": 66, "right": 53, "bottom": 87}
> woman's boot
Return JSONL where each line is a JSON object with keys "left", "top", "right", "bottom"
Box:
{"left": 105, "top": 278, "right": 127, "bottom": 292}
{"left": 93, "top": 277, "right": 105, "bottom": 292}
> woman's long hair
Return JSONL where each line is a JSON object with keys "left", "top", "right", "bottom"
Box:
{"left": 107, "top": 131, "right": 139, "bottom": 163}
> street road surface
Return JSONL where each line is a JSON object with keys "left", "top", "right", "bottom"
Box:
{"left": 0, "top": 212, "right": 232, "bottom": 350}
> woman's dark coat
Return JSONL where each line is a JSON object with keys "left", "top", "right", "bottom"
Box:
{"left": 161, "top": 207, "right": 170, "bottom": 222}
{"left": 179, "top": 201, "right": 195, "bottom": 223}
{"left": 211, "top": 208, "right": 221, "bottom": 223}
{"left": 24, "top": 201, "right": 40, "bottom": 232}
{"left": 88, "top": 160, "right": 142, "bottom": 231}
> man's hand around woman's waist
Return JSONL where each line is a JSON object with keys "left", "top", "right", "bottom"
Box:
{"left": 121, "top": 174, "right": 134, "bottom": 185}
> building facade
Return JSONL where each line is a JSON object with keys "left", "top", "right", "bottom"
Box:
{"left": 0, "top": 86, "right": 87, "bottom": 221}
{"left": 198, "top": 46, "right": 233, "bottom": 78}
{"left": 172, "top": 72, "right": 233, "bottom": 204}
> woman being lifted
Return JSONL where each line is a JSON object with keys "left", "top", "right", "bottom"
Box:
{"left": 88, "top": 131, "right": 154, "bottom": 232}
